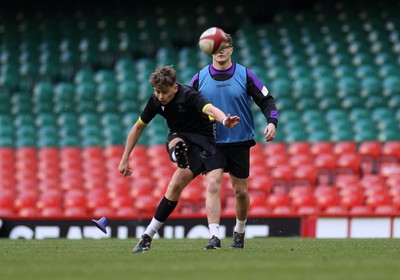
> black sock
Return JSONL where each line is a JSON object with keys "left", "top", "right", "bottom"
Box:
{"left": 154, "top": 196, "right": 178, "bottom": 222}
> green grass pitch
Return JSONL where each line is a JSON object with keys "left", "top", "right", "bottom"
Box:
{"left": 1, "top": 238, "right": 400, "bottom": 280}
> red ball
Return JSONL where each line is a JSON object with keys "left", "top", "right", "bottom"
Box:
{"left": 198, "top": 27, "right": 228, "bottom": 55}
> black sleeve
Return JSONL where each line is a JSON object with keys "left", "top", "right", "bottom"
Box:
{"left": 140, "top": 96, "right": 158, "bottom": 124}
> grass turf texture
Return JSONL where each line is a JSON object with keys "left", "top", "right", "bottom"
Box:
{"left": 1, "top": 238, "right": 400, "bottom": 280}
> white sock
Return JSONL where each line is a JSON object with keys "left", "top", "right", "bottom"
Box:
{"left": 234, "top": 219, "right": 247, "bottom": 234}
{"left": 144, "top": 217, "right": 164, "bottom": 238}
{"left": 209, "top": 223, "right": 220, "bottom": 238}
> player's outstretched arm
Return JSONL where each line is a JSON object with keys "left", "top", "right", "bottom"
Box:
{"left": 203, "top": 104, "right": 240, "bottom": 128}
{"left": 118, "top": 119, "right": 147, "bottom": 176}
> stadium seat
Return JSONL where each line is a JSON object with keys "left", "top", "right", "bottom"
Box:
{"left": 292, "top": 164, "right": 318, "bottom": 186}
{"left": 349, "top": 205, "right": 372, "bottom": 215}
{"left": 314, "top": 185, "right": 339, "bottom": 210}
{"left": 287, "top": 142, "right": 311, "bottom": 156}
{"left": 335, "top": 153, "right": 361, "bottom": 175}
{"left": 374, "top": 205, "right": 396, "bottom": 214}
{"left": 325, "top": 205, "right": 348, "bottom": 214}
{"left": 380, "top": 141, "right": 400, "bottom": 163}
{"left": 333, "top": 141, "right": 357, "bottom": 155}
{"left": 270, "top": 165, "right": 293, "bottom": 189}
{"left": 266, "top": 192, "right": 290, "bottom": 209}
{"left": 263, "top": 142, "right": 286, "bottom": 158}
{"left": 310, "top": 142, "right": 334, "bottom": 156}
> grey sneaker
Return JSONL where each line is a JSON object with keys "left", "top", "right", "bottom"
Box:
{"left": 174, "top": 141, "right": 189, "bottom": 168}
{"left": 230, "top": 232, "right": 244, "bottom": 249}
{"left": 204, "top": 235, "right": 221, "bottom": 249}
{"left": 132, "top": 234, "right": 152, "bottom": 253}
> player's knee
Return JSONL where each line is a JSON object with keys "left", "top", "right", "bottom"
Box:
{"left": 206, "top": 177, "right": 222, "bottom": 195}
{"left": 234, "top": 187, "right": 248, "bottom": 200}
{"left": 168, "top": 138, "right": 185, "bottom": 162}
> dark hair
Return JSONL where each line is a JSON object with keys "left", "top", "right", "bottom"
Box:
{"left": 149, "top": 65, "right": 177, "bottom": 92}
{"left": 225, "top": 33, "right": 233, "bottom": 47}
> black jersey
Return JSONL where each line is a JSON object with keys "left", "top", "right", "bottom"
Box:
{"left": 140, "top": 83, "right": 216, "bottom": 139}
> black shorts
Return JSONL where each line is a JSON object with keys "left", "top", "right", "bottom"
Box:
{"left": 204, "top": 141, "right": 255, "bottom": 179}
{"left": 166, "top": 132, "right": 216, "bottom": 177}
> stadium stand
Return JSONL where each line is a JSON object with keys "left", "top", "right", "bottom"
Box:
{"left": 0, "top": 0, "right": 399, "bottom": 218}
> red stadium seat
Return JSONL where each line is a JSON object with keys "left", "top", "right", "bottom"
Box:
{"left": 333, "top": 142, "right": 357, "bottom": 155}
{"left": 146, "top": 144, "right": 166, "bottom": 158}
{"left": 61, "top": 169, "right": 83, "bottom": 190}
{"left": 81, "top": 146, "right": 103, "bottom": 160}
{"left": 365, "top": 193, "right": 390, "bottom": 210}
{"left": 248, "top": 205, "right": 271, "bottom": 216}
{"left": 297, "top": 205, "right": 318, "bottom": 215}
{"left": 266, "top": 192, "right": 290, "bottom": 208}
{"left": 249, "top": 191, "right": 267, "bottom": 208}
{"left": 349, "top": 205, "right": 372, "bottom": 215}
{"left": 334, "top": 174, "right": 360, "bottom": 190}
{"left": 380, "top": 141, "right": 400, "bottom": 164}
{"left": 314, "top": 186, "right": 339, "bottom": 210}
{"left": 287, "top": 142, "right": 311, "bottom": 156}
{"left": 263, "top": 142, "right": 286, "bottom": 157}
{"left": 111, "top": 196, "right": 133, "bottom": 209}
{"left": 288, "top": 185, "right": 313, "bottom": 199}
{"left": 291, "top": 191, "right": 315, "bottom": 210}
{"left": 64, "top": 189, "right": 87, "bottom": 208}
{"left": 36, "top": 190, "right": 63, "bottom": 210}
{"left": 18, "top": 207, "right": 40, "bottom": 217}
{"left": 179, "top": 185, "right": 201, "bottom": 211}
{"left": 272, "top": 205, "right": 294, "bottom": 215}
{"left": 16, "top": 157, "right": 37, "bottom": 172}
{"left": 41, "top": 207, "right": 63, "bottom": 217}
{"left": 265, "top": 154, "right": 289, "bottom": 174}
{"left": 340, "top": 192, "right": 364, "bottom": 210}
{"left": 103, "top": 145, "right": 124, "bottom": 159}
{"left": 292, "top": 164, "right": 318, "bottom": 186}
{"left": 270, "top": 165, "right": 292, "bottom": 188}
{"left": 325, "top": 205, "right": 347, "bottom": 214}
{"left": 391, "top": 195, "right": 400, "bottom": 210}
{"left": 0, "top": 147, "right": 14, "bottom": 160}
{"left": 358, "top": 141, "right": 382, "bottom": 174}
{"left": 134, "top": 195, "right": 157, "bottom": 216}
{"left": 310, "top": 142, "right": 334, "bottom": 156}
{"left": 130, "top": 177, "right": 153, "bottom": 196}
{"left": 38, "top": 147, "right": 59, "bottom": 161}
{"left": 250, "top": 163, "right": 268, "bottom": 177}
{"left": 379, "top": 162, "right": 400, "bottom": 179}
{"left": 0, "top": 149, "right": 15, "bottom": 173}
{"left": 359, "top": 174, "right": 384, "bottom": 189}
{"left": 60, "top": 146, "right": 81, "bottom": 161}
{"left": 248, "top": 175, "right": 273, "bottom": 195}
{"left": 0, "top": 189, "right": 15, "bottom": 209}
{"left": 116, "top": 206, "right": 137, "bottom": 217}
{"left": 15, "top": 147, "right": 37, "bottom": 160}
{"left": 314, "top": 153, "right": 337, "bottom": 185}
{"left": 289, "top": 154, "right": 314, "bottom": 168}
{"left": 335, "top": 153, "right": 361, "bottom": 175}
{"left": 14, "top": 191, "right": 38, "bottom": 211}
{"left": 0, "top": 208, "right": 15, "bottom": 217}
{"left": 386, "top": 174, "right": 400, "bottom": 189}
{"left": 374, "top": 205, "right": 396, "bottom": 214}
{"left": 222, "top": 203, "right": 237, "bottom": 216}
{"left": 93, "top": 206, "right": 115, "bottom": 217}
{"left": 64, "top": 206, "right": 88, "bottom": 217}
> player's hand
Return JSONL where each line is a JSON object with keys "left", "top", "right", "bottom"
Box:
{"left": 264, "top": 123, "right": 276, "bottom": 142}
{"left": 223, "top": 114, "right": 240, "bottom": 128}
{"left": 118, "top": 160, "right": 132, "bottom": 177}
